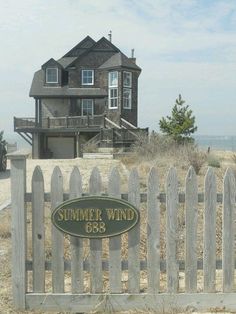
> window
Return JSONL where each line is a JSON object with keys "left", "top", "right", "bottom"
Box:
{"left": 123, "top": 88, "right": 132, "bottom": 109}
{"left": 81, "top": 99, "right": 94, "bottom": 116}
{"left": 123, "top": 71, "right": 132, "bottom": 87}
{"left": 82, "top": 70, "right": 94, "bottom": 85}
{"left": 46, "top": 68, "right": 58, "bottom": 83}
{"left": 108, "top": 71, "right": 118, "bottom": 109}
{"left": 109, "top": 71, "right": 118, "bottom": 87}
{"left": 109, "top": 88, "right": 118, "bottom": 108}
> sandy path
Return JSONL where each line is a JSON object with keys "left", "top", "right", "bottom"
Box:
{"left": 0, "top": 157, "right": 128, "bottom": 208}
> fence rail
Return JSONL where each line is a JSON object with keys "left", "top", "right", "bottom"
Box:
{"left": 8, "top": 153, "right": 236, "bottom": 312}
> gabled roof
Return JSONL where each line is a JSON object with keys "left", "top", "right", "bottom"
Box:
{"left": 98, "top": 52, "right": 141, "bottom": 71}
{"left": 66, "top": 36, "right": 120, "bottom": 68}
{"left": 41, "top": 58, "right": 62, "bottom": 69}
{"left": 63, "top": 36, "right": 96, "bottom": 57}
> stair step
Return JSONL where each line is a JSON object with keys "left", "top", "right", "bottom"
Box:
{"left": 83, "top": 153, "right": 113, "bottom": 159}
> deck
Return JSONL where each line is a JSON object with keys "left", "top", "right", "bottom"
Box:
{"left": 14, "top": 115, "right": 105, "bottom": 131}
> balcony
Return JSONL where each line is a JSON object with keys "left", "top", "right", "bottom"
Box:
{"left": 14, "top": 115, "right": 105, "bottom": 131}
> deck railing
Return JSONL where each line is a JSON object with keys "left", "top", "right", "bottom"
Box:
{"left": 14, "top": 115, "right": 105, "bottom": 130}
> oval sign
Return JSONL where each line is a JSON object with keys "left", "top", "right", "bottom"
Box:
{"left": 51, "top": 196, "right": 139, "bottom": 238}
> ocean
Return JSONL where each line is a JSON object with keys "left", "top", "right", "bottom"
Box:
{"left": 194, "top": 135, "right": 236, "bottom": 152}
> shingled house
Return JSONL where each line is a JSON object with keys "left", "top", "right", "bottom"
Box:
{"left": 14, "top": 35, "right": 147, "bottom": 158}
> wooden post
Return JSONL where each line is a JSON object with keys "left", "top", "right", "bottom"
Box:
{"left": 8, "top": 152, "right": 28, "bottom": 309}
{"left": 38, "top": 99, "right": 42, "bottom": 127}
{"left": 87, "top": 114, "right": 89, "bottom": 127}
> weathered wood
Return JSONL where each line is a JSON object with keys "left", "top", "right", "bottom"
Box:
{"left": 89, "top": 167, "right": 103, "bottom": 293}
{"left": 128, "top": 168, "right": 140, "bottom": 293}
{"left": 10, "top": 155, "right": 27, "bottom": 309}
{"left": 25, "top": 191, "right": 227, "bottom": 204}
{"left": 51, "top": 166, "right": 64, "bottom": 293}
{"left": 203, "top": 167, "right": 216, "bottom": 292}
{"left": 26, "top": 258, "right": 236, "bottom": 272}
{"left": 26, "top": 293, "right": 236, "bottom": 312}
{"left": 32, "top": 166, "right": 45, "bottom": 292}
{"left": 222, "top": 168, "right": 235, "bottom": 292}
{"left": 69, "top": 167, "right": 83, "bottom": 293}
{"left": 166, "top": 167, "right": 179, "bottom": 293}
{"left": 185, "top": 166, "right": 198, "bottom": 293}
{"left": 147, "top": 167, "right": 160, "bottom": 293}
{"left": 108, "top": 167, "right": 122, "bottom": 293}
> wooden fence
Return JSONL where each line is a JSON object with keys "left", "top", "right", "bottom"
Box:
{"left": 8, "top": 152, "right": 236, "bottom": 312}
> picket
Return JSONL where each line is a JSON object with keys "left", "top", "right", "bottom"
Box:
{"left": 166, "top": 167, "right": 179, "bottom": 293}
{"left": 69, "top": 166, "right": 83, "bottom": 293}
{"left": 204, "top": 167, "right": 217, "bottom": 292}
{"left": 108, "top": 167, "right": 122, "bottom": 293}
{"left": 147, "top": 167, "right": 160, "bottom": 293}
{"left": 9, "top": 153, "right": 27, "bottom": 309}
{"left": 32, "top": 166, "right": 45, "bottom": 292}
{"left": 89, "top": 167, "right": 103, "bottom": 293}
{"left": 128, "top": 168, "right": 140, "bottom": 293}
{"left": 51, "top": 166, "right": 64, "bottom": 293}
{"left": 185, "top": 166, "right": 198, "bottom": 293}
{"left": 9, "top": 155, "right": 236, "bottom": 313}
{"left": 222, "top": 168, "right": 235, "bottom": 292}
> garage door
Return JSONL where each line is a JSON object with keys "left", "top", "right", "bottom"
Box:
{"left": 47, "top": 137, "right": 74, "bottom": 159}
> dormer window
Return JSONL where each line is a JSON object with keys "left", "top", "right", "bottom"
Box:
{"left": 82, "top": 70, "right": 94, "bottom": 85}
{"left": 46, "top": 68, "right": 58, "bottom": 83}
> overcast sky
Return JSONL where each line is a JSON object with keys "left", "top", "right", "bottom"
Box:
{"left": 1, "top": 0, "right": 236, "bottom": 141}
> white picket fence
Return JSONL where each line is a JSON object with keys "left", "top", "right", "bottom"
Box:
{"left": 8, "top": 152, "right": 236, "bottom": 312}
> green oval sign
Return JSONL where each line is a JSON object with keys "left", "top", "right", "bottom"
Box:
{"left": 51, "top": 196, "right": 139, "bottom": 238}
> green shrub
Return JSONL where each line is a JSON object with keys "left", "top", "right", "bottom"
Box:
{"left": 207, "top": 154, "right": 221, "bottom": 168}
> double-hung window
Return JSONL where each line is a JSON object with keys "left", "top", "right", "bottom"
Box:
{"left": 46, "top": 68, "right": 58, "bottom": 83}
{"left": 123, "top": 88, "right": 132, "bottom": 109}
{"left": 123, "top": 71, "right": 132, "bottom": 87}
{"left": 123, "top": 71, "right": 132, "bottom": 109}
{"left": 108, "top": 71, "right": 118, "bottom": 109}
{"left": 82, "top": 70, "right": 94, "bottom": 85}
{"left": 81, "top": 99, "right": 94, "bottom": 116}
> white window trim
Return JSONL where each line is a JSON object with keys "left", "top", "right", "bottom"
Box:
{"left": 82, "top": 70, "right": 94, "bottom": 85}
{"left": 46, "top": 67, "right": 59, "bottom": 83}
{"left": 123, "top": 71, "right": 132, "bottom": 88}
{"left": 123, "top": 88, "right": 132, "bottom": 109}
{"left": 108, "top": 88, "right": 118, "bottom": 109}
{"left": 109, "top": 71, "right": 118, "bottom": 87}
{"left": 81, "top": 99, "right": 94, "bottom": 116}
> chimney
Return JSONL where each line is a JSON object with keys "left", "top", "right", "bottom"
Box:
{"left": 129, "top": 48, "right": 136, "bottom": 64}
{"left": 108, "top": 30, "right": 112, "bottom": 42}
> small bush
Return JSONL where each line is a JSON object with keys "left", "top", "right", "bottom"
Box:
{"left": 131, "top": 131, "right": 177, "bottom": 160}
{"left": 207, "top": 154, "right": 221, "bottom": 168}
{"left": 186, "top": 148, "right": 207, "bottom": 174}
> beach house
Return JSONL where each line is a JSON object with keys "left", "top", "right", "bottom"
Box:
{"left": 14, "top": 35, "right": 147, "bottom": 158}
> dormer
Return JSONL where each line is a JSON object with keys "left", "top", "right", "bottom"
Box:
{"left": 41, "top": 58, "right": 63, "bottom": 86}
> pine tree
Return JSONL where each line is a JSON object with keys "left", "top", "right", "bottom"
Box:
{"left": 159, "top": 94, "right": 197, "bottom": 143}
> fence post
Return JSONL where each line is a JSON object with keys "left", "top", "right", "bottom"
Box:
{"left": 7, "top": 151, "right": 28, "bottom": 310}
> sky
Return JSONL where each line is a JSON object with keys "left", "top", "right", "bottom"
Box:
{"left": 1, "top": 0, "right": 236, "bottom": 143}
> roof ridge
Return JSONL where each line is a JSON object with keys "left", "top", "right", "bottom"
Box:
{"left": 63, "top": 35, "right": 96, "bottom": 58}
{"left": 65, "top": 36, "right": 120, "bottom": 68}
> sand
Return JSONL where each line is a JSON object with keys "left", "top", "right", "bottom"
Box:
{"left": 0, "top": 157, "right": 128, "bottom": 209}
